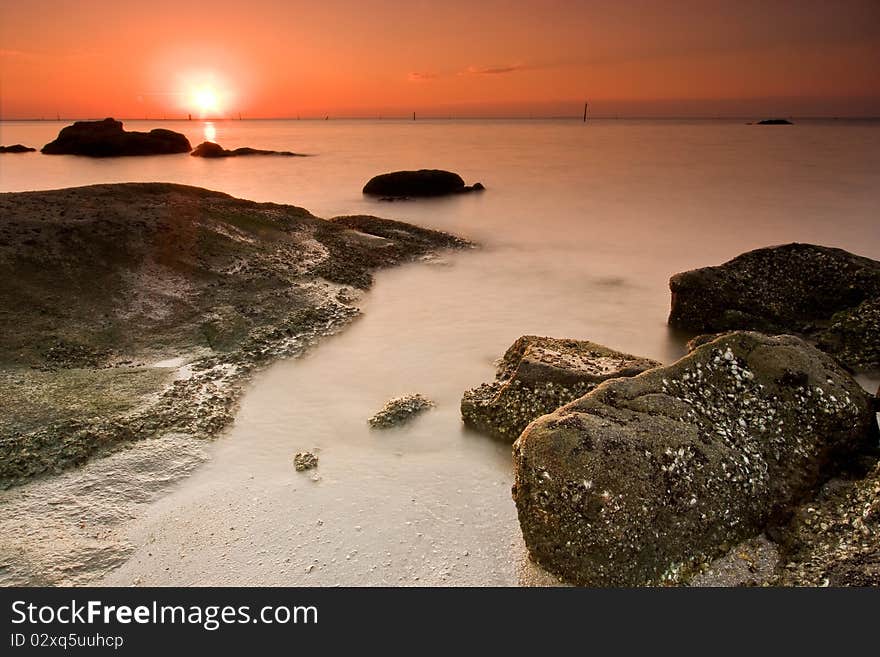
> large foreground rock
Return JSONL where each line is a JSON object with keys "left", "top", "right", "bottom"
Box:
{"left": 363, "top": 169, "right": 484, "bottom": 198}
{"left": 669, "top": 243, "right": 880, "bottom": 371}
{"left": 513, "top": 332, "right": 877, "bottom": 586}
{"left": 41, "top": 118, "right": 191, "bottom": 157}
{"left": 462, "top": 336, "right": 660, "bottom": 442}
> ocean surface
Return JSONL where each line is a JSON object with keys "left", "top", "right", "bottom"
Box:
{"left": 1, "top": 118, "right": 878, "bottom": 585}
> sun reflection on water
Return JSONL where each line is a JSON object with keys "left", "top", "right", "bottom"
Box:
{"left": 203, "top": 122, "right": 216, "bottom": 143}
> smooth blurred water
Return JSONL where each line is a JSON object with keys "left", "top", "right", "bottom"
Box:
{"left": 1, "top": 118, "right": 878, "bottom": 585}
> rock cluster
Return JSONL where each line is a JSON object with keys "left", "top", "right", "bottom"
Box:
{"left": 41, "top": 118, "right": 191, "bottom": 157}
{"left": 363, "top": 169, "right": 484, "bottom": 198}
{"left": 669, "top": 243, "right": 880, "bottom": 371}
{"left": 368, "top": 394, "right": 435, "bottom": 428}
{"left": 461, "top": 336, "right": 660, "bottom": 442}
{"left": 512, "top": 331, "right": 877, "bottom": 586}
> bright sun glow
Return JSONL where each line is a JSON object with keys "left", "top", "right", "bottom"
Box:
{"left": 191, "top": 86, "right": 220, "bottom": 117}
{"left": 177, "top": 68, "right": 237, "bottom": 119}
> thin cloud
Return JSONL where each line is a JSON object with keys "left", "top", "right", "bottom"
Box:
{"left": 408, "top": 72, "right": 440, "bottom": 81}
{"left": 463, "top": 63, "right": 528, "bottom": 75}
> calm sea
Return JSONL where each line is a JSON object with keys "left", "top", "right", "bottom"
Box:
{"left": 1, "top": 118, "right": 878, "bottom": 585}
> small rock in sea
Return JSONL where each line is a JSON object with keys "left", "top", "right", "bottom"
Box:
{"left": 368, "top": 394, "right": 435, "bottom": 428}
{"left": 293, "top": 451, "right": 319, "bottom": 471}
{"left": 0, "top": 144, "right": 36, "bottom": 153}
{"left": 755, "top": 118, "right": 793, "bottom": 125}
{"left": 362, "top": 169, "right": 483, "bottom": 198}
{"left": 190, "top": 141, "right": 302, "bottom": 157}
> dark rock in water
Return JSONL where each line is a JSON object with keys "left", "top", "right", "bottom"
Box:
{"left": 0, "top": 144, "right": 36, "bottom": 153}
{"left": 669, "top": 243, "right": 880, "bottom": 371}
{"left": 190, "top": 141, "right": 227, "bottom": 158}
{"left": 462, "top": 336, "right": 660, "bottom": 442}
{"left": 368, "top": 394, "right": 434, "bottom": 428}
{"left": 41, "top": 118, "right": 191, "bottom": 157}
{"left": 512, "top": 331, "right": 877, "bottom": 586}
{"left": 363, "top": 169, "right": 483, "bottom": 198}
{"left": 191, "top": 141, "right": 302, "bottom": 158}
{"left": 756, "top": 119, "right": 793, "bottom": 125}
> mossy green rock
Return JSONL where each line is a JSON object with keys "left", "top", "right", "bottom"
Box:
{"left": 512, "top": 331, "right": 877, "bottom": 586}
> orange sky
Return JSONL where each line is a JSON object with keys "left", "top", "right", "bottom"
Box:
{"left": 2, "top": 0, "right": 879, "bottom": 119}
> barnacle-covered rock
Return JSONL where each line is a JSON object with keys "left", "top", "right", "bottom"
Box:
{"left": 668, "top": 243, "right": 880, "bottom": 371}
{"left": 461, "top": 336, "right": 660, "bottom": 442}
{"left": 816, "top": 297, "right": 880, "bottom": 373}
{"left": 513, "top": 331, "right": 877, "bottom": 586}
{"left": 293, "top": 452, "right": 318, "bottom": 471}
{"left": 368, "top": 394, "right": 434, "bottom": 429}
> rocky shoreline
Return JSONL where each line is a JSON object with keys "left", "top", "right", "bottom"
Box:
{"left": 2, "top": 183, "right": 877, "bottom": 587}
{"left": 0, "top": 183, "right": 471, "bottom": 488}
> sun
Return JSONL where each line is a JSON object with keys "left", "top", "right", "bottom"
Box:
{"left": 191, "top": 86, "right": 220, "bottom": 117}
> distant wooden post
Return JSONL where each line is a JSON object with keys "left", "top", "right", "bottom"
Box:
{"left": 413, "top": 111, "right": 416, "bottom": 121}
{"left": 583, "top": 102, "right": 588, "bottom": 123}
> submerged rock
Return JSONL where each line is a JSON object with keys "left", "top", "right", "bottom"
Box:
{"left": 368, "top": 394, "right": 435, "bottom": 428}
{"left": 41, "top": 118, "right": 191, "bottom": 157}
{"left": 363, "top": 169, "right": 484, "bottom": 198}
{"left": 461, "top": 336, "right": 660, "bottom": 442}
{"left": 0, "top": 144, "right": 36, "bottom": 153}
{"left": 512, "top": 331, "right": 877, "bottom": 586}
{"left": 294, "top": 452, "right": 318, "bottom": 471}
{"left": 191, "top": 141, "right": 303, "bottom": 158}
{"left": 669, "top": 243, "right": 880, "bottom": 371}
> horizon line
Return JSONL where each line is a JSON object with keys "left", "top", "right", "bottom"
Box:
{"left": 3, "top": 114, "right": 880, "bottom": 122}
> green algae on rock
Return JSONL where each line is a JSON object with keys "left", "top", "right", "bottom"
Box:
{"left": 461, "top": 336, "right": 661, "bottom": 442}
{"left": 512, "top": 331, "right": 878, "bottom": 586}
